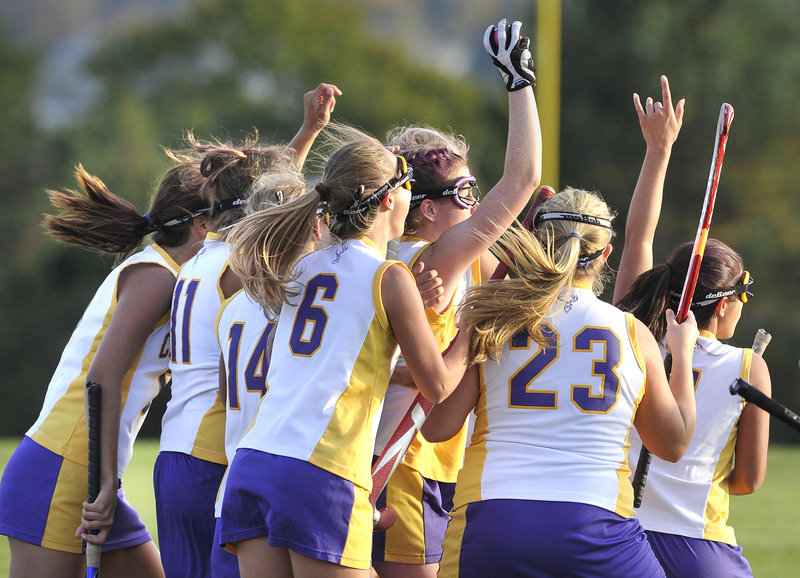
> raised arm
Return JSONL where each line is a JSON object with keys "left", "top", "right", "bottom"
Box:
{"left": 613, "top": 75, "right": 685, "bottom": 304}
{"left": 422, "top": 19, "right": 541, "bottom": 303}
{"left": 285, "top": 82, "right": 342, "bottom": 168}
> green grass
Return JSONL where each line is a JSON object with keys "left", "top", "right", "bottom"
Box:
{"left": 1, "top": 439, "right": 799, "bottom": 576}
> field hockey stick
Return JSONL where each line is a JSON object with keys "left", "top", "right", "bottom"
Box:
{"left": 85, "top": 382, "right": 102, "bottom": 578}
{"left": 369, "top": 185, "right": 556, "bottom": 529}
{"left": 730, "top": 378, "right": 800, "bottom": 433}
{"left": 729, "top": 328, "right": 800, "bottom": 432}
{"left": 632, "top": 103, "right": 734, "bottom": 508}
{"left": 675, "top": 103, "right": 734, "bottom": 322}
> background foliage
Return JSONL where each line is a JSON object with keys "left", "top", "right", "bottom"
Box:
{"left": 2, "top": 0, "right": 800, "bottom": 444}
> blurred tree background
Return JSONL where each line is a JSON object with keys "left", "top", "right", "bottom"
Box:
{"left": 2, "top": 0, "right": 800, "bottom": 443}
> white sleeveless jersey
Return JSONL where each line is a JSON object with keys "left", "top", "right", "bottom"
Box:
{"left": 237, "top": 236, "right": 403, "bottom": 491}
{"left": 213, "top": 289, "right": 275, "bottom": 516}
{"left": 159, "top": 233, "right": 227, "bottom": 464}
{"left": 454, "top": 284, "right": 646, "bottom": 518}
{"left": 629, "top": 331, "right": 752, "bottom": 545}
{"left": 27, "top": 244, "right": 177, "bottom": 477}
{"left": 374, "top": 236, "right": 479, "bottom": 482}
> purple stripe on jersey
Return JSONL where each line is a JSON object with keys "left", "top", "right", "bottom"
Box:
{"left": 646, "top": 530, "right": 753, "bottom": 578}
{"left": 453, "top": 499, "right": 665, "bottom": 577}
{"left": 220, "top": 449, "right": 356, "bottom": 565}
{"left": 372, "top": 470, "right": 455, "bottom": 563}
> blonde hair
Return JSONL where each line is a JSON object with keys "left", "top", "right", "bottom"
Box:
{"left": 227, "top": 170, "right": 311, "bottom": 315}
{"left": 385, "top": 124, "right": 469, "bottom": 158}
{"left": 459, "top": 187, "right": 615, "bottom": 364}
{"left": 226, "top": 123, "right": 397, "bottom": 315}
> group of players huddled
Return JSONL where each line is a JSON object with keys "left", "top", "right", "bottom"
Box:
{"left": 0, "top": 17, "right": 770, "bottom": 578}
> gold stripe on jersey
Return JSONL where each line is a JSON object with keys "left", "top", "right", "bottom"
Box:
{"left": 613, "top": 311, "right": 645, "bottom": 517}
{"left": 29, "top": 244, "right": 180, "bottom": 474}
{"left": 704, "top": 423, "right": 738, "bottom": 544}
{"left": 702, "top": 346, "right": 751, "bottom": 545}
{"left": 438, "top": 505, "right": 468, "bottom": 578}
{"left": 450, "top": 367, "right": 491, "bottom": 506}
{"left": 626, "top": 313, "right": 646, "bottom": 374}
{"left": 31, "top": 290, "right": 113, "bottom": 464}
{"left": 386, "top": 236, "right": 474, "bottom": 482}
{"left": 383, "top": 463, "right": 426, "bottom": 561}
{"left": 40, "top": 447, "right": 87, "bottom": 552}
{"left": 191, "top": 394, "right": 227, "bottom": 464}
{"left": 632, "top": 334, "right": 752, "bottom": 545}
{"left": 340, "top": 483, "right": 378, "bottom": 569}
{"left": 740, "top": 347, "right": 753, "bottom": 387}
{"left": 309, "top": 260, "right": 397, "bottom": 490}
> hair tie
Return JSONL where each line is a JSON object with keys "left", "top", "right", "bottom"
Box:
{"left": 276, "top": 190, "right": 284, "bottom": 205}
{"left": 577, "top": 246, "right": 606, "bottom": 268}
{"left": 665, "top": 261, "right": 674, "bottom": 274}
{"left": 143, "top": 213, "right": 159, "bottom": 233}
{"left": 567, "top": 232, "right": 582, "bottom": 241}
{"left": 315, "top": 183, "right": 330, "bottom": 202}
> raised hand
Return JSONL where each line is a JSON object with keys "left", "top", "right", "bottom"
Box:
{"left": 483, "top": 19, "right": 536, "bottom": 91}
{"left": 302, "top": 82, "right": 342, "bottom": 134}
{"left": 633, "top": 75, "right": 685, "bottom": 151}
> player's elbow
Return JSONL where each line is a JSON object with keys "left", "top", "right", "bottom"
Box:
{"left": 652, "top": 437, "right": 691, "bottom": 463}
{"left": 728, "top": 470, "right": 765, "bottom": 495}
{"left": 420, "top": 420, "right": 454, "bottom": 444}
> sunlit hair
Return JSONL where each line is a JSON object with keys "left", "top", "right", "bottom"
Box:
{"left": 458, "top": 187, "right": 615, "bottom": 364}
{"left": 226, "top": 123, "right": 397, "bottom": 315}
{"left": 385, "top": 124, "right": 469, "bottom": 158}
{"left": 400, "top": 147, "right": 468, "bottom": 235}
{"left": 43, "top": 163, "right": 205, "bottom": 264}
{"left": 166, "top": 131, "right": 287, "bottom": 233}
{"left": 616, "top": 238, "right": 744, "bottom": 342}
{"left": 227, "top": 170, "right": 310, "bottom": 315}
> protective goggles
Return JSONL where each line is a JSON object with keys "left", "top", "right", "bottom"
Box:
{"left": 340, "top": 155, "right": 413, "bottom": 216}
{"left": 687, "top": 270, "right": 755, "bottom": 307}
{"left": 376, "top": 154, "right": 414, "bottom": 196}
{"left": 410, "top": 176, "right": 481, "bottom": 209}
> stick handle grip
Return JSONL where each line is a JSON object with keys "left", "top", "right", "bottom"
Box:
{"left": 751, "top": 328, "right": 772, "bottom": 357}
{"left": 730, "top": 378, "right": 800, "bottom": 433}
{"left": 86, "top": 382, "right": 102, "bottom": 576}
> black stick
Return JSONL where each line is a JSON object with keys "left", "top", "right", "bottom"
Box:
{"left": 86, "top": 382, "right": 102, "bottom": 577}
{"left": 730, "top": 378, "right": 800, "bottom": 433}
{"left": 632, "top": 354, "right": 672, "bottom": 508}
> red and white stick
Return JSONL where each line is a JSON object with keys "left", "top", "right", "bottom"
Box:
{"left": 675, "top": 103, "right": 734, "bottom": 322}
{"left": 370, "top": 186, "right": 556, "bottom": 529}
{"left": 633, "top": 103, "right": 734, "bottom": 508}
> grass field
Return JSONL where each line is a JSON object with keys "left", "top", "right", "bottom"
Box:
{"left": 1, "top": 439, "right": 798, "bottom": 576}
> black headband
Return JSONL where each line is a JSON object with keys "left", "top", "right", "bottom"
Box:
{"left": 534, "top": 211, "right": 613, "bottom": 230}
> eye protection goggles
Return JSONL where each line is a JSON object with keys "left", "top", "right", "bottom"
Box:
{"left": 410, "top": 175, "right": 481, "bottom": 210}
{"left": 377, "top": 155, "right": 413, "bottom": 196}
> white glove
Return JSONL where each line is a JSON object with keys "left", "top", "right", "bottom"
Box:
{"left": 483, "top": 19, "right": 536, "bottom": 91}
